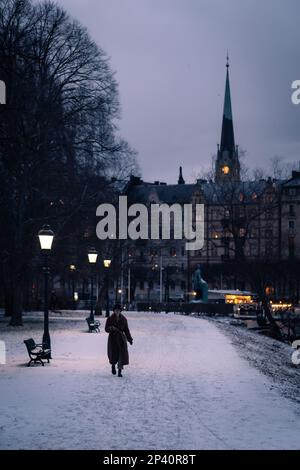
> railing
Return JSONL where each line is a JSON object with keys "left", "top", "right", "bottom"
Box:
{"left": 136, "top": 302, "right": 234, "bottom": 315}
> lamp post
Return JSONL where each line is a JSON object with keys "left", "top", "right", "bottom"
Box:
{"left": 88, "top": 248, "right": 98, "bottom": 322}
{"left": 38, "top": 225, "right": 54, "bottom": 355}
{"left": 128, "top": 266, "right": 131, "bottom": 306}
{"left": 70, "top": 264, "right": 76, "bottom": 310}
{"left": 159, "top": 254, "right": 163, "bottom": 304}
{"left": 104, "top": 259, "right": 112, "bottom": 317}
{"left": 118, "top": 288, "right": 123, "bottom": 303}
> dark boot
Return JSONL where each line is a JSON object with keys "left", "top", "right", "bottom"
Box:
{"left": 112, "top": 364, "right": 116, "bottom": 375}
{"left": 118, "top": 369, "right": 123, "bottom": 377}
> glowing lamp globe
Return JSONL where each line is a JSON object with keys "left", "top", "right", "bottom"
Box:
{"left": 88, "top": 248, "right": 98, "bottom": 264}
{"left": 38, "top": 225, "right": 54, "bottom": 251}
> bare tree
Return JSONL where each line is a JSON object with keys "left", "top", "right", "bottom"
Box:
{"left": 0, "top": 0, "right": 137, "bottom": 325}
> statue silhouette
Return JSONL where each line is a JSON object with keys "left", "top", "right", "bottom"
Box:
{"left": 192, "top": 265, "right": 208, "bottom": 302}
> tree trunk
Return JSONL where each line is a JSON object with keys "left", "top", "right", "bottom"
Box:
{"left": 9, "top": 285, "right": 23, "bottom": 326}
{"left": 8, "top": 270, "right": 24, "bottom": 326}
{"left": 4, "top": 290, "right": 13, "bottom": 317}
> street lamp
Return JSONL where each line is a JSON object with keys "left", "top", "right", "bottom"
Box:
{"left": 104, "top": 259, "right": 112, "bottom": 317}
{"left": 38, "top": 225, "right": 54, "bottom": 356}
{"left": 88, "top": 248, "right": 98, "bottom": 322}
{"left": 70, "top": 265, "right": 76, "bottom": 310}
{"left": 104, "top": 259, "right": 112, "bottom": 269}
{"left": 117, "top": 288, "right": 123, "bottom": 304}
{"left": 38, "top": 225, "right": 54, "bottom": 251}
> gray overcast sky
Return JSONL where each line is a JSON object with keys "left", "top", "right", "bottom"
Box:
{"left": 56, "top": 0, "right": 300, "bottom": 183}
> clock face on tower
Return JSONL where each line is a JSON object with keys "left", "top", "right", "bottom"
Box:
{"left": 222, "top": 165, "right": 230, "bottom": 175}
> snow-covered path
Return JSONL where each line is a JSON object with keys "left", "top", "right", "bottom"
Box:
{"left": 0, "top": 312, "right": 299, "bottom": 450}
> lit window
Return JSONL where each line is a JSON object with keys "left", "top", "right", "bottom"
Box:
{"left": 170, "top": 248, "right": 177, "bottom": 257}
{"left": 222, "top": 166, "right": 230, "bottom": 175}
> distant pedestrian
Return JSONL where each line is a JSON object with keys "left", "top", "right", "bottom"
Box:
{"left": 105, "top": 304, "right": 133, "bottom": 377}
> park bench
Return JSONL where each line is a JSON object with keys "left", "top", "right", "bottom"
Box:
{"left": 24, "top": 339, "right": 51, "bottom": 367}
{"left": 86, "top": 317, "right": 100, "bottom": 333}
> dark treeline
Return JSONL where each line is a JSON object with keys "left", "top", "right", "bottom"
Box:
{"left": 0, "top": 0, "right": 138, "bottom": 325}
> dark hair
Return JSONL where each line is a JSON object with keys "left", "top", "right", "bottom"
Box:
{"left": 113, "top": 304, "right": 122, "bottom": 311}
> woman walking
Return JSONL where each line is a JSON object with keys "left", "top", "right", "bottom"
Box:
{"left": 105, "top": 304, "right": 133, "bottom": 377}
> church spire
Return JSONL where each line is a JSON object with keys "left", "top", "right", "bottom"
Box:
{"left": 178, "top": 166, "right": 185, "bottom": 185}
{"left": 215, "top": 55, "right": 240, "bottom": 183}
{"left": 220, "top": 54, "right": 235, "bottom": 153}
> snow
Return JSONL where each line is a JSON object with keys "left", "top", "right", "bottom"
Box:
{"left": 211, "top": 317, "right": 300, "bottom": 404}
{"left": 0, "top": 311, "right": 300, "bottom": 450}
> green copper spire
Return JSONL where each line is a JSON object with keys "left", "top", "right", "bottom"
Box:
{"left": 220, "top": 54, "right": 235, "bottom": 153}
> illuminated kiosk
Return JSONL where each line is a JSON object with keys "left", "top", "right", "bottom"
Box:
{"left": 208, "top": 290, "right": 255, "bottom": 305}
